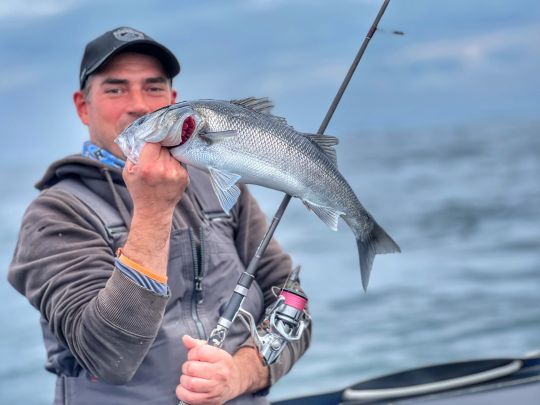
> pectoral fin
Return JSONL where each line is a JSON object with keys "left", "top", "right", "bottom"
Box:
{"left": 208, "top": 167, "right": 242, "bottom": 213}
{"left": 303, "top": 200, "right": 344, "bottom": 231}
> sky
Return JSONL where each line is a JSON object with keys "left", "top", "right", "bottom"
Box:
{"left": 0, "top": 0, "right": 538, "bottom": 168}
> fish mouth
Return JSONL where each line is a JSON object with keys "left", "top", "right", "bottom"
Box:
{"left": 158, "top": 110, "right": 200, "bottom": 148}
{"left": 171, "top": 110, "right": 204, "bottom": 150}
{"left": 181, "top": 115, "right": 196, "bottom": 144}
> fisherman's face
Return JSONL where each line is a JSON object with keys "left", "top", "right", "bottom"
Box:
{"left": 74, "top": 52, "right": 177, "bottom": 158}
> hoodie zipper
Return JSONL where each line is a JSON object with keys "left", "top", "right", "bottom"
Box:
{"left": 197, "top": 226, "right": 205, "bottom": 305}
{"left": 189, "top": 227, "right": 206, "bottom": 339}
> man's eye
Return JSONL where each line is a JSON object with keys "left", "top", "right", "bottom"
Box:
{"left": 148, "top": 87, "right": 165, "bottom": 93}
{"left": 105, "top": 88, "right": 124, "bottom": 95}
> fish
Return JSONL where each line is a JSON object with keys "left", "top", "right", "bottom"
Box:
{"left": 116, "top": 97, "right": 400, "bottom": 290}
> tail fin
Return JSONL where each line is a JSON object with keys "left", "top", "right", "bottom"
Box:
{"left": 356, "top": 223, "right": 401, "bottom": 291}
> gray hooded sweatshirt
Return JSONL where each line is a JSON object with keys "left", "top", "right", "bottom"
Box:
{"left": 8, "top": 155, "right": 311, "bottom": 404}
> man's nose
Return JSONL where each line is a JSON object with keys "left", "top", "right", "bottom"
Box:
{"left": 128, "top": 90, "right": 151, "bottom": 117}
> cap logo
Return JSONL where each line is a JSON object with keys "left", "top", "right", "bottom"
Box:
{"left": 113, "top": 27, "right": 145, "bottom": 42}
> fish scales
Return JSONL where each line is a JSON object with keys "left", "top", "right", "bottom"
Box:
{"left": 191, "top": 101, "right": 347, "bottom": 206}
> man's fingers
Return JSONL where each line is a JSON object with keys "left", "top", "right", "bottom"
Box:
{"left": 187, "top": 344, "right": 225, "bottom": 363}
{"left": 175, "top": 384, "right": 208, "bottom": 404}
{"left": 138, "top": 142, "right": 162, "bottom": 162}
{"left": 183, "top": 335, "right": 230, "bottom": 364}
{"left": 180, "top": 374, "right": 216, "bottom": 394}
{"left": 178, "top": 335, "right": 238, "bottom": 403}
{"left": 182, "top": 360, "right": 216, "bottom": 379}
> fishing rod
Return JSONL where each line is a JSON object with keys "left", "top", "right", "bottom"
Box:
{"left": 179, "top": 0, "right": 392, "bottom": 402}
{"left": 207, "top": 0, "right": 392, "bottom": 348}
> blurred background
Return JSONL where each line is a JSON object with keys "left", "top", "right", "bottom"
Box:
{"left": 1, "top": 0, "right": 539, "bottom": 403}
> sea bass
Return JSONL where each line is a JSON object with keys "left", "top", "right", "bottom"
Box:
{"left": 116, "top": 97, "right": 400, "bottom": 290}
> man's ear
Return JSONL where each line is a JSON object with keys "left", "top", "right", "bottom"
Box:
{"left": 171, "top": 89, "right": 177, "bottom": 104}
{"left": 73, "top": 90, "right": 89, "bottom": 126}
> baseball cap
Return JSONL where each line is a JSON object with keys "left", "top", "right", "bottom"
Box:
{"left": 79, "top": 26, "right": 180, "bottom": 89}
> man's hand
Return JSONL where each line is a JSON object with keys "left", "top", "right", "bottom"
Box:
{"left": 121, "top": 142, "right": 188, "bottom": 276}
{"left": 123, "top": 142, "right": 188, "bottom": 217}
{"left": 176, "top": 335, "right": 270, "bottom": 405}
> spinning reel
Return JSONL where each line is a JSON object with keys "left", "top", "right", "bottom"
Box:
{"left": 239, "top": 266, "right": 310, "bottom": 365}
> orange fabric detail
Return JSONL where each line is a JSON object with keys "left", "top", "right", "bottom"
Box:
{"left": 116, "top": 248, "right": 168, "bottom": 284}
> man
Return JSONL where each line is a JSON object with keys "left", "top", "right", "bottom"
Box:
{"left": 8, "top": 27, "right": 310, "bottom": 404}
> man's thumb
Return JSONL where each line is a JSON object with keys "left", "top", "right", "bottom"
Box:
{"left": 182, "top": 334, "right": 206, "bottom": 350}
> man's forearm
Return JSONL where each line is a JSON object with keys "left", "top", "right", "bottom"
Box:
{"left": 231, "top": 346, "right": 270, "bottom": 396}
{"left": 121, "top": 209, "right": 173, "bottom": 277}
{"left": 121, "top": 143, "right": 188, "bottom": 276}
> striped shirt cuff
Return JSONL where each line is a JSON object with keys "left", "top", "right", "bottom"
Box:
{"left": 115, "top": 258, "right": 169, "bottom": 296}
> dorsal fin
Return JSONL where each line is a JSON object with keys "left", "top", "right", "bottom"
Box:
{"left": 231, "top": 96, "right": 291, "bottom": 127}
{"left": 231, "top": 97, "right": 274, "bottom": 114}
{"left": 304, "top": 134, "right": 339, "bottom": 166}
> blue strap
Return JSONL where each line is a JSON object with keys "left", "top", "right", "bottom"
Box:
{"left": 82, "top": 141, "right": 125, "bottom": 169}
